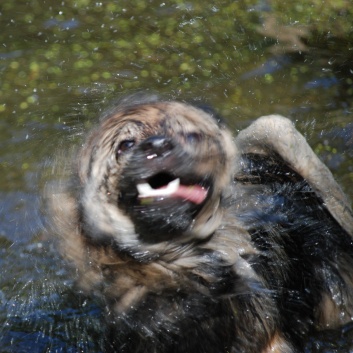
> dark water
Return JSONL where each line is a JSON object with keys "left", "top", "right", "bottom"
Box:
{"left": 0, "top": 1, "right": 353, "bottom": 352}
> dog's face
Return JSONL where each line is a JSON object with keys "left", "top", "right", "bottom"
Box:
{"left": 78, "top": 101, "right": 235, "bottom": 252}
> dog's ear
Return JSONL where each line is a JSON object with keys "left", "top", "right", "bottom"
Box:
{"left": 234, "top": 115, "right": 353, "bottom": 236}
{"left": 233, "top": 115, "right": 353, "bottom": 330}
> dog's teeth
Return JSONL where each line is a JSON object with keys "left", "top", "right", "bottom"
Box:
{"left": 167, "top": 178, "right": 180, "bottom": 193}
{"left": 136, "top": 183, "right": 153, "bottom": 196}
{"left": 137, "top": 178, "right": 180, "bottom": 198}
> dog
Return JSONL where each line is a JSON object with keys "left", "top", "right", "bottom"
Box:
{"left": 50, "top": 94, "right": 353, "bottom": 352}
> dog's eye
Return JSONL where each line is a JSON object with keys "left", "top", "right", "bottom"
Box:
{"left": 186, "top": 132, "right": 203, "bottom": 144}
{"left": 116, "top": 139, "right": 135, "bottom": 159}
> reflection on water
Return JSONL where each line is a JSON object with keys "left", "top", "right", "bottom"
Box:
{"left": 0, "top": 0, "right": 352, "bottom": 352}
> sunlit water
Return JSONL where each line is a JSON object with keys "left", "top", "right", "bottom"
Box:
{"left": 0, "top": 1, "right": 352, "bottom": 352}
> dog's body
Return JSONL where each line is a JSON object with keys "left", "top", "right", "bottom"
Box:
{"left": 51, "top": 95, "right": 353, "bottom": 352}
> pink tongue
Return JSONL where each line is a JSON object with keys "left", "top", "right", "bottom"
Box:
{"left": 171, "top": 184, "right": 208, "bottom": 204}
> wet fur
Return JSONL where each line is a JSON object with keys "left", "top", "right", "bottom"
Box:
{"left": 50, "top": 95, "right": 353, "bottom": 353}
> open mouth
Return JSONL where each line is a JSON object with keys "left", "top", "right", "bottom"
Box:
{"left": 136, "top": 172, "right": 209, "bottom": 205}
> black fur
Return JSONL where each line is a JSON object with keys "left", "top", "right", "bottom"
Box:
{"left": 234, "top": 152, "right": 353, "bottom": 350}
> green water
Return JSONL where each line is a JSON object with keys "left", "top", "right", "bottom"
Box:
{"left": 0, "top": 0, "right": 352, "bottom": 351}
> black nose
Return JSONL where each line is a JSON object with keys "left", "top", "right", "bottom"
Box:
{"left": 140, "top": 136, "right": 174, "bottom": 156}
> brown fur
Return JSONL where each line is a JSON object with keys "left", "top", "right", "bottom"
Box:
{"left": 50, "top": 95, "right": 353, "bottom": 353}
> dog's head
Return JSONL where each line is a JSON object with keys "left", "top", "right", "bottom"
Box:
{"left": 77, "top": 97, "right": 235, "bottom": 254}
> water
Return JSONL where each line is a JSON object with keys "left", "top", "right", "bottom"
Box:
{"left": 0, "top": 1, "right": 352, "bottom": 351}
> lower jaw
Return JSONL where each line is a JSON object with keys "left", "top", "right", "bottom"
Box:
{"left": 129, "top": 202, "right": 199, "bottom": 243}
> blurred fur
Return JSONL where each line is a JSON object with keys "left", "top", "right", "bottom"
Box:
{"left": 50, "top": 95, "right": 353, "bottom": 353}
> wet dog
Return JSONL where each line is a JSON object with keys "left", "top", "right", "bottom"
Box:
{"left": 51, "top": 95, "right": 353, "bottom": 352}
